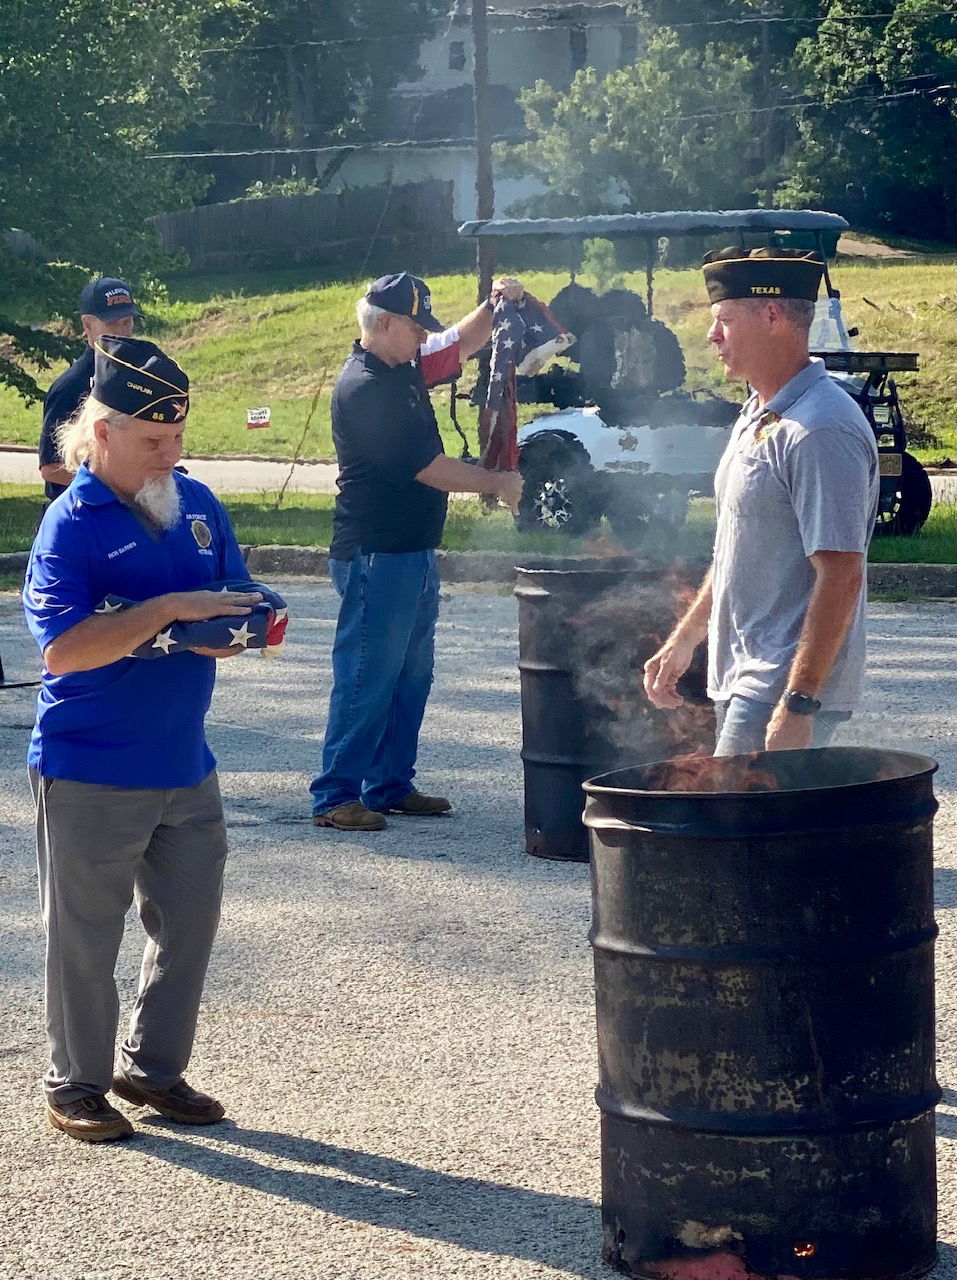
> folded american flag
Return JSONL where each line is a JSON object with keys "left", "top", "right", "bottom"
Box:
{"left": 93, "top": 580, "right": 289, "bottom": 659}
{"left": 479, "top": 293, "right": 573, "bottom": 472}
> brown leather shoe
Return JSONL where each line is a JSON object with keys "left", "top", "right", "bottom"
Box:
{"left": 47, "top": 1094, "right": 134, "bottom": 1143}
{"left": 313, "top": 802, "right": 386, "bottom": 831}
{"left": 381, "top": 789, "right": 452, "bottom": 816}
{"left": 112, "top": 1074, "right": 225, "bottom": 1125}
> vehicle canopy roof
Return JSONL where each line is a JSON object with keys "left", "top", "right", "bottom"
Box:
{"left": 458, "top": 209, "right": 849, "bottom": 239}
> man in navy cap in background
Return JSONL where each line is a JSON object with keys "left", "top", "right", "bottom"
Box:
{"left": 643, "top": 248, "right": 879, "bottom": 755}
{"left": 310, "top": 271, "right": 524, "bottom": 831}
{"left": 24, "top": 334, "right": 264, "bottom": 1143}
{"left": 38, "top": 276, "right": 140, "bottom": 501}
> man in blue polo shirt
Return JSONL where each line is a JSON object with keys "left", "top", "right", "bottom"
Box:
{"left": 38, "top": 277, "right": 139, "bottom": 502}
{"left": 310, "top": 272, "right": 524, "bottom": 831}
{"left": 24, "top": 335, "right": 263, "bottom": 1143}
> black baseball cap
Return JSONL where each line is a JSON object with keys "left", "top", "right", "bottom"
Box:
{"left": 79, "top": 276, "right": 140, "bottom": 321}
{"left": 366, "top": 272, "right": 444, "bottom": 332}
{"left": 702, "top": 247, "right": 824, "bottom": 303}
{"left": 93, "top": 336, "right": 189, "bottom": 423}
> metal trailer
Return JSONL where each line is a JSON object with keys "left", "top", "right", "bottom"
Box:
{"left": 456, "top": 209, "right": 931, "bottom": 538}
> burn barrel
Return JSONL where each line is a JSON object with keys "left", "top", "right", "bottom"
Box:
{"left": 583, "top": 747, "right": 940, "bottom": 1280}
{"left": 515, "top": 560, "right": 711, "bottom": 862}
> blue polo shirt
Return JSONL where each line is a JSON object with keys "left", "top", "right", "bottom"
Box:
{"left": 23, "top": 466, "right": 248, "bottom": 787}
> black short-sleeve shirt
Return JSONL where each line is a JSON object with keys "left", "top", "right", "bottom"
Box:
{"left": 39, "top": 347, "right": 93, "bottom": 500}
{"left": 329, "top": 342, "right": 448, "bottom": 560}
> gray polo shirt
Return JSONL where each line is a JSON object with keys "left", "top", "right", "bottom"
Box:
{"left": 708, "top": 359, "right": 879, "bottom": 711}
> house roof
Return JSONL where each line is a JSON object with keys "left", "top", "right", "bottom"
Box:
{"left": 458, "top": 210, "right": 850, "bottom": 238}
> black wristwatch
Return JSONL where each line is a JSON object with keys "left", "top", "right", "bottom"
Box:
{"left": 782, "top": 689, "right": 822, "bottom": 716}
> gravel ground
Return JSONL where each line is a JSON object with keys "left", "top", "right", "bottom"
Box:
{"left": 0, "top": 580, "right": 953, "bottom": 1280}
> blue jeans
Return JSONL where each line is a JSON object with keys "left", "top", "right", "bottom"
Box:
{"left": 713, "top": 695, "right": 852, "bottom": 757}
{"left": 310, "top": 551, "right": 440, "bottom": 815}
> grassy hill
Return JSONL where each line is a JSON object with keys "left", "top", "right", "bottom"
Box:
{"left": 1, "top": 258, "right": 953, "bottom": 463}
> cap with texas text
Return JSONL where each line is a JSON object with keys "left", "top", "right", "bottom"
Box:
{"left": 702, "top": 246, "right": 824, "bottom": 303}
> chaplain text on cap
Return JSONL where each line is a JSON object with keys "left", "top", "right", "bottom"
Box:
{"left": 93, "top": 335, "right": 189, "bottom": 424}
{"left": 702, "top": 247, "right": 824, "bottom": 304}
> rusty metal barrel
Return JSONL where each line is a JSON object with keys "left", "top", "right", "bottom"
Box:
{"left": 583, "top": 747, "right": 940, "bottom": 1280}
{"left": 515, "top": 560, "right": 711, "bottom": 862}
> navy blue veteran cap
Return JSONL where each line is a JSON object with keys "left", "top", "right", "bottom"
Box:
{"left": 366, "top": 272, "right": 444, "bottom": 332}
{"left": 79, "top": 276, "right": 140, "bottom": 321}
{"left": 702, "top": 247, "right": 824, "bottom": 304}
{"left": 93, "top": 335, "right": 189, "bottom": 423}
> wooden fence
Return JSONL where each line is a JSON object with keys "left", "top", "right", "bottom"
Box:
{"left": 149, "top": 180, "right": 462, "bottom": 273}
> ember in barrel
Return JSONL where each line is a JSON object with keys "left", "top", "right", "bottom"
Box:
{"left": 583, "top": 747, "right": 940, "bottom": 1280}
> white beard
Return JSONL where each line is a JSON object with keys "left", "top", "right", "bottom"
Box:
{"left": 135, "top": 475, "right": 182, "bottom": 530}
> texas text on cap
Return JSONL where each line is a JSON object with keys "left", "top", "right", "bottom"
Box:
{"left": 702, "top": 247, "right": 824, "bottom": 303}
{"left": 366, "top": 272, "right": 444, "bottom": 332}
{"left": 93, "top": 335, "right": 189, "bottom": 423}
{"left": 79, "top": 276, "right": 140, "bottom": 320}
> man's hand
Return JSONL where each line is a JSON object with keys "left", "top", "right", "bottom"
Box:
{"left": 491, "top": 276, "right": 524, "bottom": 304}
{"left": 643, "top": 633, "right": 697, "bottom": 709}
{"left": 765, "top": 703, "right": 814, "bottom": 751}
{"left": 495, "top": 470, "right": 524, "bottom": 515}
{"left": 168, "top": 590, "right": 262, "bottom": 622}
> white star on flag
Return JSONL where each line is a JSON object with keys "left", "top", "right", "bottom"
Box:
{"left": 95, "top": 599, "right": 125, "bottom": 614}
{"left": 152, "top": 629, "right": 177, "bottom": 654}
{"left": 228, "top": 622, "right": 255, "bottom": 648}
{"left": 529, "top": 323, "right": 543, "bottom": 333}
{"left": 501, "top": 338, "right": 515, "bottom": 350}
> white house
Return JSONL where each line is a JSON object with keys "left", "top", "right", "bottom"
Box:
{"left": 317, "top": 2, "right": 638, "bottom": 221}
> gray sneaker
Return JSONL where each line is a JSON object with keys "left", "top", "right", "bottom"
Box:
{"left": 47, "top": 1094, "right": 134, "bottom": 1143}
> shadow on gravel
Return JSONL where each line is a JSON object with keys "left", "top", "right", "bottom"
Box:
{"left": 142, "top": 1126, "right": 603, "bottom": 1277}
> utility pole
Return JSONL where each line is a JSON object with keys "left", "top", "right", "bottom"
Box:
{"left": 472, "top": 0, "right": 496, "bottom": 304}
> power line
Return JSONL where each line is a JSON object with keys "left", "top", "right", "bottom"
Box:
{"left": 146, "top": 83, "right": 956, "bottom": 160}
{"left": 147, "top": 134, "right": 526, "bottom": 160}
{"left": 195, "top": 7, "right": 957, "bottom": 56}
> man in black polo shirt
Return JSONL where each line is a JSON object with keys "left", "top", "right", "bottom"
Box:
{"left": 310, "top": 272, "right": 524, "bottom": 831}
{"left": 39, "top": 277, "right": 139, "bottom": 501}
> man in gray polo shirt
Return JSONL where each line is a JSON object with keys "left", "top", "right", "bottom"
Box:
{"left": 644, "top": 247, "right": 879, "bottom": 755}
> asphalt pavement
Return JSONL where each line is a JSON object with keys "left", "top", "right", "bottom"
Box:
{"left": 0, "top": 582, "right": 954, "bottom": 1280}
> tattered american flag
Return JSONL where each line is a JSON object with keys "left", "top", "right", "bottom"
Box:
{"left": 94, "top": 579, "right": 289, "bottom": 659}
{"left": 479, "top": 293, "right": 573, "bottom": 472}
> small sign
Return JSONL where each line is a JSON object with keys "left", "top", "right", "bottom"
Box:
{"left": 246, "top": 406, "right": 271, "bottom": 430}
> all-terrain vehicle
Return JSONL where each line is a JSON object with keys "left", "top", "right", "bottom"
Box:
{"left": 455, "top": 209, "right": 932, "bottom": 538}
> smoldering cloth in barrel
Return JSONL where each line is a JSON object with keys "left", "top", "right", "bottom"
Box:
{"left": 91, "top": 580, "right": 289, "bottom": 657}
{"left": 567, "top": 576, "right": 715, "bottom": 766}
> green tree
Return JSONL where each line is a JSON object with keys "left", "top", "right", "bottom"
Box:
{"left": 775, "top": 0, "right": 957, "bottom": 241}
{"left": 501, "top": 29, "right": 755, "bottom": 215}
{"left": 185, "top": 0, "right": 447, "bottom": 158}
{"left": 0, "top": 0, "right": 225, "bottom": 401}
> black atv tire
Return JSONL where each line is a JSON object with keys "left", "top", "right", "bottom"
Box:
{"left": 517, "top": 433, "right": 603, "bottom": 536}
{"left": 873, "top": 451, "right": 932, "bottom": 537}
{"left": 602, "top": 472, "right": 651, "bottom": 540}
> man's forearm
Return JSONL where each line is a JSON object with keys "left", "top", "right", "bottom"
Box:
{"left": 455, "top": 302, "right": 493, "bottom": 360}
{"left": 416, "top": 453, "right": 511, "bottom": 497}
{"left": 673, "top": 567, "right": 714, "bottom": 646}
{"left": 40, "top": 463, "right": 74, "bottom": 489}
{"left": 44, "top": 596, "right": 181, "bottom": 675}
{"left": 785, "top": 552, "right": 865, "bottom": 695}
